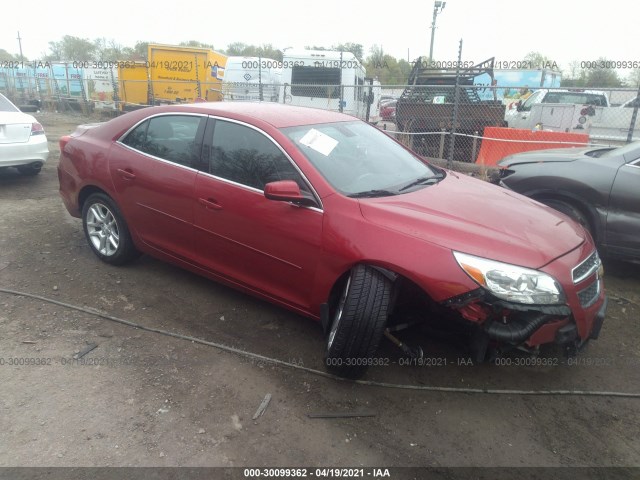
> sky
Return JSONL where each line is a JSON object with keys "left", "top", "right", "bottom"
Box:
{"left": 2, "top": 0, "right": 638, "bottom": 80}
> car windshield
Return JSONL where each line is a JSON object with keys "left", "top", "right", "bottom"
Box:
{"left": 542, "top": 92, "right": 607, "bottom": 106}
{"left": 0, "top": 94, "right": 20, "bottom": 113}
{"left": 282, "top": 121, "right": 440, "bottom": 197}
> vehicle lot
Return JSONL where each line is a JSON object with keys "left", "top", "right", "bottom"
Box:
{"left": 1, "top": 112, "right": 640, "bottom": 470}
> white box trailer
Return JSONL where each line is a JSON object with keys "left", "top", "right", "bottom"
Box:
{"left": 222, "top": 56, "right": 281, "bottom": 102}
{"left": 280, "top": 49, "right": 370, "bottom": 120}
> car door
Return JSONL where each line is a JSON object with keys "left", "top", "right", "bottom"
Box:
{"left": 193, "top": 117, "right": 323, "bottom": 309}
{"left": 606, "top": 156, "right": 640, "bottom": 257}
{"left": 508, "top": 90, "right": 544, "bottom": 129}
{"left": 109, "top": 113, "right": 206, "bottom": 261}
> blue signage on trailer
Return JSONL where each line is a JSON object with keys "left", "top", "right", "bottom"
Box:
{"left": 473, "top": 69, "right": 562, "bottom": 101}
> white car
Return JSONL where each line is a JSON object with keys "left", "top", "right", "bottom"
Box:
{"left": 0, "top": 93, "right": 48, "bottom": 175}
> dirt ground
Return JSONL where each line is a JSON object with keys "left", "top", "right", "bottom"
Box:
{"left": 0, "top": 111, "right": 639, "bottom": 476}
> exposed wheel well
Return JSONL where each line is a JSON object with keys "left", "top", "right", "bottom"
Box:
{"left": 327, "top": 264, "right": 434, "bottom": 323}
{"left": 78, "top": 185, "right": 109, "bottom": 211}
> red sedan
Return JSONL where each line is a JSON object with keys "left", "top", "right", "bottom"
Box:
{"left": 58, "top": 103, "right": 606, "bottom": 378}
{"left": 380, "top": 99, "right": 396, "bottom": 122}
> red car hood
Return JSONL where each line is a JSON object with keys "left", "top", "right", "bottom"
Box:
{"left": 358, "top": 172, "right": 585, "bottom": 269}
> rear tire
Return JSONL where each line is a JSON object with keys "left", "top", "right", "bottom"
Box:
{"left": 325, "top": 265, "right": 392, "bottom": 379}
{"left": 82, "top": 193, "right": 140, "bottom": 265}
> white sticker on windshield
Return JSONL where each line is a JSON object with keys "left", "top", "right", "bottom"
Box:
{"left": 299, "top": 128, "right": 338, "bottom": 156}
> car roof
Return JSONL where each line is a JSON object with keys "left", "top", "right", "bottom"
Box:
{"left": 160, "top": 102, "right": 357, "bottom": 129}
{"left": 537, "top": 89, "right": 608, "bottom": 95}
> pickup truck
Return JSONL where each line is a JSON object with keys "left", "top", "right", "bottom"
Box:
{"left": 395, "top": 57, "right": 505, "bottom": 161}
{"left": 504, "top": 89, "right": 609, "bottom": 131}
{"left": 506, "top": 89, "right": 640, "bottom": 143}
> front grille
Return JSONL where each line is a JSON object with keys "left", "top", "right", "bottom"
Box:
{"left": 578, "top": 278, "right": 600, "bottom": 308}
{"left": 572, "top": 251, "right": 601, "bottom": 284}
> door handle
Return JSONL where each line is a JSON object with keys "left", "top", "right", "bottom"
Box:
{"left": 117, "top": 168, "right": 136, "bottom": 180}
{"left": 198, "top": 197, "right": 222, "bottom": 210}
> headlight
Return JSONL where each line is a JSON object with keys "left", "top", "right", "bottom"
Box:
{"left": 453, "top": 252, "right": 565, "bottom": 305}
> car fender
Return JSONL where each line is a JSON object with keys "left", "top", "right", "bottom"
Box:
{"left": 520, "top": 188, "right": 605, "bottom": 242}
{"left": 308, "top": 197, "right": 479, "bottom": 316}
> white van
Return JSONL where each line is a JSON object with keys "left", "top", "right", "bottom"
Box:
{"left": 222, "top": 56, "right": 281, "bottom": 102}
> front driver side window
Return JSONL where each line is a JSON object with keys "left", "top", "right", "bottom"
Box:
{"left": 208, "top": 120, "right": 311, "bottom": 193}
{"left": 520, "top": 91, "right": 541, "bottom": 112}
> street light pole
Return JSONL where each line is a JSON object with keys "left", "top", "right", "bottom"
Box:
{"left": 428, "top": 1, "right": 446, "bottom": 62}
{"left": 17, "top": 31, "right": 24, "bottom": 62}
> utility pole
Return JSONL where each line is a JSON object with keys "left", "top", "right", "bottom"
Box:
{"left": 429, "top": 1, "right": 446, "bottom": 62}
{"left": 447, "top": 38, "right": 463, "bottom": 169}
{"left": 17, "top": 31, "right": 24, "bottom": 61}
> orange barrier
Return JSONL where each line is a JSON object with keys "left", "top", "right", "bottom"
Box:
{"left": 476, "top": 127, "right": 590, "bottom": 166}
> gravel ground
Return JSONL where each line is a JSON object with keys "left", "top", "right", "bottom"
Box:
{"left": 0, "top": 111, "right": 639, "bottom": 477}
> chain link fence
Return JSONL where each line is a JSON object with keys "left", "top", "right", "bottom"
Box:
{"left": 386, "top": 84, "right": 640, "bottom": 164}
{"left": 2, "top": 64, "right": 639, "bottom": 167}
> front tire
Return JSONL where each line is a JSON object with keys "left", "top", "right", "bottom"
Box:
{"left": 325, "top": 265, "right": 392, "bottom": 379}
{"left": 82, "top": 193, "right": 140, "bottom": 265}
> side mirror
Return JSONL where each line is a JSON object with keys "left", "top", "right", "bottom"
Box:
{"left": 264, "top": 180, "right": 317, "bottom": 207}
{"left": 515, "top": 101, "right": 523, "bottom": 112}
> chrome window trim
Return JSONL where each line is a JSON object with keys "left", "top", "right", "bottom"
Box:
{"left": 116, "top": 143, "right": 201, "bottom": 174}
{"left": 114, "top": 111, "right": 324, "bottom": 211}
{"left": 117, "top": 112, "right": 209, "bottom": 143}
{"left": 195, "top": 169, "right": 323, "bottom": 214}
{"left": 115, "top": 112, "right": 209, "bottom": 172}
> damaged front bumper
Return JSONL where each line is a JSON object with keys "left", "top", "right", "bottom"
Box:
{"left": 443, "top": 244, "right": 607, "bottom": 356}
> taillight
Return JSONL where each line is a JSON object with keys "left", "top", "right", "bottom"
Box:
{"left": 59, "top": 135, "right": 71, "bottom": 151}
{"left": 31, "top": 122, "right": 45, "bottom": 136}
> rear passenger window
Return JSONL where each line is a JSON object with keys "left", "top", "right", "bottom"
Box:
{"left": 122, "top": 115, "right": 203, "bottom": 167}
{"left": 208, "top": 120, "right": 310, "bottom": 192}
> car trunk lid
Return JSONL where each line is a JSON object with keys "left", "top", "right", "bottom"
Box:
{"left": 0, "top": 112, "right": 34, "bottom": 144}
